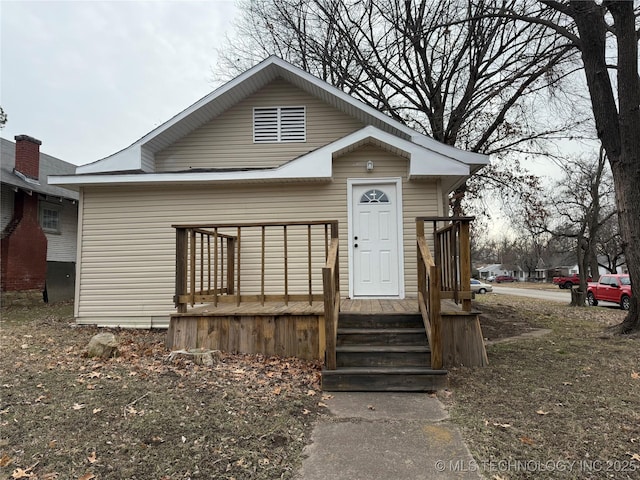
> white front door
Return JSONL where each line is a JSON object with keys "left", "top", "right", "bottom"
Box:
{"left": 351, "top": 182, "right": 401, "bottom": 297}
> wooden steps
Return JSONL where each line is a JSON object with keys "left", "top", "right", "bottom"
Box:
{"left": 322, "top": 313, "right": 448, "bottom": 391}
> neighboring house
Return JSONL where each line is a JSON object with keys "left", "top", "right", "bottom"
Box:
{"left": 1, "top": 135, "right": 79, "bottom": 303}
{"left": 476, "top": 264, "right": 502, "bottom": 280}
{"left": 476, "top": 264, "right": 522, "bottom": 280}
{"left": 50, "top": 56, "right": 489, "bottom": 328}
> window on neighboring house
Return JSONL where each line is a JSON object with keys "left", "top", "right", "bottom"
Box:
{"left": 254, "top": 106, "right": 306, "bottom": 143}
{"left": 39, "top": 203, "right": 61, "bottom": 234}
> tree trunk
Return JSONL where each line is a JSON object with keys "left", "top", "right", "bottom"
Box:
{"left": 607, "top": 5, "right": 640, "bottom": 333}
{"left": 570, "top": 288, "right": 586, "bottom": 307}
{"left": 570, "top": 2, "right": 640, "bottom": 332}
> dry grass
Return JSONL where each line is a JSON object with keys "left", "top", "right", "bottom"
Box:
{"left": 2, "top": 296, "right": 639, "bottom": 480}
{"left": 0, "top": 302, "right": 324, "bottom": 480}
{"left": 442, "top": 295, "right": 640, "bottom": 479}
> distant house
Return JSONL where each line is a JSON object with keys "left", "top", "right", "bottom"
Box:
{"left": 476, "top": 264, "right": 524, "bottom": 280}
{"left": 1, "top": 135, "right": 79, "bottom": 303}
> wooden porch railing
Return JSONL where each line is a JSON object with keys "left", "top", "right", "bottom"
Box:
{"left": 417, "top": 216, "right": 474, "bottom": 369}
{"left": 173, "top": 221, "right": 339, "bottom": 313}
{"left": 322, "top": 223, "right": 340, "bottom": 370}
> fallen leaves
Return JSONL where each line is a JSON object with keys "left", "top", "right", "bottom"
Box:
{"left": 536, "top": 409, "right": 550, "bottom": 416}
{"left": 11, "top": 462, "right": 38, "bottom": 478}
{"left": 1, "top": 307, "right": 323, "bottom": 480}
{"left": 520, "top": 436, "right": 535, "bottom": 445}
{"left": 492, "top": 422, "right": 511, "bottom": 429}
{"left": 631, "top": 371, "right": 639, "bottom": 380}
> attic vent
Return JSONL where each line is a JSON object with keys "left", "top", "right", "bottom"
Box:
{"left": 254, "top": 107, "right": 306, "bottom": 143}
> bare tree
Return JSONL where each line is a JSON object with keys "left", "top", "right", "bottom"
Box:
{"left": 596, "top": 214, "right": 625, "bottom": 275}
{"left": 541, "top": 151, "right": 616, "bottom": 304}
{"left": 218, "top": 0, "right": 581, "bottom": 214}
{"left": 503, "top": 1, "right": 640, "bottom": 330}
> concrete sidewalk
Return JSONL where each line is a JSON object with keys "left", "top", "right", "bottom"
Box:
{"left": 295, "top": 392, "right": 483, "bottom": 480}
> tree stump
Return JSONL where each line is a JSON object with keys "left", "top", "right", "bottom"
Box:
{"left": 570, "top": 288, "right": 586, "bottom": 307}
{"left": 167, "top": 349, "right": 222, "bottom": 366}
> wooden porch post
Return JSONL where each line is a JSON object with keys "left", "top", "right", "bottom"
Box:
{"left": 416, "top": 219, "right": 426, "bottom": 297}
{"left": 175, "top": 228, "right": 188, "bottom": 313}
{"left": 429, "top": 264, "right": 442, "bottom": 370}
{"left": 459, "top": 220, "right": 472, "bottom": 312}
{"left": 226, "top": 237, "right": 235, "bottom": 295}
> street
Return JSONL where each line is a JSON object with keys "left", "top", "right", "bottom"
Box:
{"left": 492, "top": 285, "right": 571, "bottom": 303}
{"left": 492, "top": 284, "right": 623, "bottom": 309}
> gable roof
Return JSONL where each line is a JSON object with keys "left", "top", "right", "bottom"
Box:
{"left": 50, "top": 56, "right": 489, "bottom": 188}
{"left": 0, "top": 137, "right": 78, "bottom": 201}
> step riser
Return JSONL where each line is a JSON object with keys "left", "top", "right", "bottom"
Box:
{"left": 322, "top": 373, "right": 447, "bottom": 392}
{"left": 338, "top": 314, "right": 424, "bottom": 329}
{"left": 337, "top": 352, "right": 431, "bottom": 368}
{"left": 337, "top": 332, "right": 427, "bottom": 346}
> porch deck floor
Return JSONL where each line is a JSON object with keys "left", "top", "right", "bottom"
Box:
{"left": 177, "top": 298, "right": 420, "bottom": 316}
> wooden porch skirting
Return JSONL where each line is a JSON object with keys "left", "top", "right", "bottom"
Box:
{"left": 167, "top": 301, "right": 326, "bottom": 361}
{"left": 166, "top": 298, "right": 487, "bottom": 366}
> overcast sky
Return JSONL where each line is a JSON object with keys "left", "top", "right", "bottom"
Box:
{"left": 1, "top": 0, "right": 239, "bottom": 165}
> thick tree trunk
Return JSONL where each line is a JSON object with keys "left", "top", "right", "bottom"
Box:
{"left": 605, "top": 5, "right": 640, "bottom": 333}
{"left": 610, "top": 159, "right": 640, "bottom": 332}
{"left": 570, "top": 1, "right": 640, "bottom": 332}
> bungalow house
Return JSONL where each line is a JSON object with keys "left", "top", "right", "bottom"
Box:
{"left": 1, "top": 135, "right": 79, "bottom": 304}
{"left": 50, "top": 57, "right": 490, "bottom": 388}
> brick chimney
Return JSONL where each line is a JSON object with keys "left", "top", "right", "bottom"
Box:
{"left": 1, "top": 135, "right": 48, "bottom": 297}
{"left": 14, "top": 134, "right": 42, "bottom": 180}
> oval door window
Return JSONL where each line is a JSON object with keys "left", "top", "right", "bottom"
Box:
{"left": 359, "top": 189, "right": 390, "bottom": 204}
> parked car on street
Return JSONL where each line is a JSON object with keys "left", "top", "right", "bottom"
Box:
{"left": 495, "top": 275, "right": 517, "bottom": 283}
{"left": 486, "top": 275, "right": 496, "bottom": 282}
{"left": 471, "top": 279, "right": 493, "bottom": 294}
{"left": 587, "top": 274, "right": 632, "bottom": 310}
{"left": 552, "top": 273, "right": 592, "bottom": 289}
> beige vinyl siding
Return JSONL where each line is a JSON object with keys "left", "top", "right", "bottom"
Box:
{"left": 154, "top": 78, "right": 364, "bottom": 172}
{"left": 76, "top": 145, "right": 442, "bottom": 327}
{"left": 44, "top": 199, "right": 78, "bottom": 262}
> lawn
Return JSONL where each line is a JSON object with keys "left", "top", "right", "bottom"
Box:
{"left": 0, "top": 302, "right": 324, "bottom": 480}
{"left": 1, "top": 296, "right": 639, "bottom": 479}
{"left": 442, "top": 294, "right": 640, "bottom": 479}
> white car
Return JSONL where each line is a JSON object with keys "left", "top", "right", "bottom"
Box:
{"left": 471, "top": 279, "right": 493, "bottom": 294}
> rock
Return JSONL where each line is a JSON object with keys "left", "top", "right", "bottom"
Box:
{"left": 87, "top": 332, "right": 119, "bottom": 358}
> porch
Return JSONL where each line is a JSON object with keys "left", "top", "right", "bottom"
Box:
{"left": 167, "top": 218, "right": 487, "bottom": 391}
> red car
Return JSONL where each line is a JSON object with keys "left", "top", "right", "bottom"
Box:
{"left": 495, "top": 275, "right": 517, "bottom": 283}
{"left": 587, "top": 274, "right": 632, "bottom": 310}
